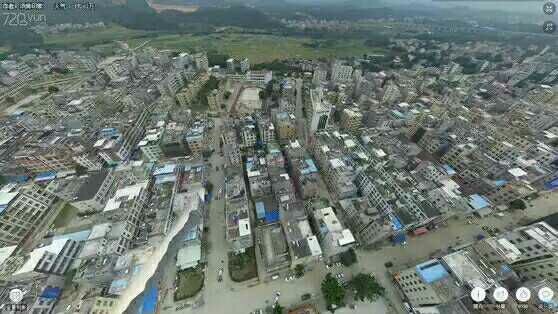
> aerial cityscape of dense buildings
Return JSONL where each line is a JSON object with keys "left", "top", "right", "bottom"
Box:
{"left": 0, "top": 2, "right": 558, "bottom": 314}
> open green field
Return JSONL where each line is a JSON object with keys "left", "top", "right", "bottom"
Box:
{"left": 175, "top": 268, "right": 204, "bottom": 301}
{"left": 41, "top": 25, "right": 385, "bottom": 62}
{"left": 228, "top": 246, "right": 258, "bottom": 282}
{"left": 127, "top": 33, "right": 385, "bottom": 63}
{"left": 43, "top": 24, "right": 153, "bottom": 48}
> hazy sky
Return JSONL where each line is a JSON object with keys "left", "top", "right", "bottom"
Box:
{"left": 286, "top": 0, "right": 540, "bottom": 14}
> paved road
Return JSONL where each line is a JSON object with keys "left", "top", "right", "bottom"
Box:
{"left": 294, "top": 78, "right": 307, "bottom": 145}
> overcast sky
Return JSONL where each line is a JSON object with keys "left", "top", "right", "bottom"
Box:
{"left": 286, "top": 0, "right": 540, "bottom": 14}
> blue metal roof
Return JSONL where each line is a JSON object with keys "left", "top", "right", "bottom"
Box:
{"left": 40, "top": 287, "right": 61, "bottom": 299}
{"left": 153, "top": 164, "right": 176, "bottom": 176}
{"left": 255, "top": 202, "right": 265, "bottom": 219}
{"left": 441, "top": 164, "right": 456, "bottom": 175}
{"left": 545, "top": 177, "right": 558, "bottom": 190}
{"left": 183, "top": 229, "right": 199, "bottom": 242}
{"left": 392, "top": 232, "right": 406, "bottom": 244}
{"left": 390, "top": 216, "right": 403, "bottom": 231}
{"left": 53, "top": 230, "right": 91, "bottom": 242}
{"left": 139, "top": 285, "right": 158, "bottom": 314}
{"left": 154, "top": 175, "right": 176, "bottom": 185}
{"left": 301, "top": 159, "right": 318, "bottom": 175}
{"left": 10, "top": 110, "right": 25, "bottom": 116}
{"left": 391, "top": 110, "right": 406, "bottom": 119}
{"left": 469, "top": 194, "right": 490, "bottom": 210}
{"left": 34, "top": 171, "right": 56, "bottom": 182}
{"left": 111, "top": 278, "right": 128, "bottom": 289}
{"left": 500, "top": 264, "right": 512, "bottom": 274}
{"left": 416, "top": 260, "right": 449, "bottom": 283}
{"left": 265, "top": 210, "right": 279, "bottom": 223}
{"left": 494, "top": 179, "right": 507, "bottom": 187}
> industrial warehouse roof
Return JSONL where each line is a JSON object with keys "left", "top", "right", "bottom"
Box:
{"left": 416, "top": 259, "right": 449, "bottom": 284}
{"left": 468, "top": 194, "right": 490, "bottom": 210}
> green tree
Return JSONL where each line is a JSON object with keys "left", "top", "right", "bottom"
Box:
{"left": 224, "top": 91, "right": 231, "bottom": 99}
{"left": 48, "top": 85, "right": 60, "bottom": 93}
{"left": 349, "top": 273, "right": 385, "bottom": 302}
{"left": 340, "top": 248, "right": 358, "bottom": 267}
{"left": 273, "top": 303, "right": 284, "bottom": 314}
{"left": 509, "top": 199, "right": 527, "bottom": 210}
{"left": 411, "top": 127, "right": 426, "bottom": 143}
{"left": 321, "top": 273, "right": 346, "bottom": 310}
{"left": 75, "top": 164, "right": 88, "bottom": 175}
{"left": 295, "top": 264, "right": 305, "bottom": 278}
{"left": 206, "top": 181, "right": 214, "bottom": 193}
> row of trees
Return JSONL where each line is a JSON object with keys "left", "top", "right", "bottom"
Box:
{"left": 321, "top": 272, "right": 385, "bottom": 312}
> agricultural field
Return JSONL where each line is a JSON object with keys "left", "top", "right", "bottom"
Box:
{"left": 127, "top": 33, "right": 386, "bottom": 63}
{"left": 43, "top": 24, "right": 153, "bottom": 48}
{"left": 40, "top": 26, "right": 386, "bottom": 63}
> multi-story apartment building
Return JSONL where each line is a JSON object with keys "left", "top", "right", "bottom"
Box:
{"left": 11, "top": 238, "right": 81, "bottom": 280}
{"left": 240, "top": 58, "right": 250, "bottom": 73}
{"left": 13, "top": 147, "right": 75, "bottom": 174}
{"left": 258, "top": 118, "right": 275, "bottom": 145}
{"left": 331, "top": 63, "right": 353, "bottom": 82}
{"left": 307, "top": 88, "right": 332, "bottom": 133}
{"left": 340, "top": 107, "right": 363, "bottom": 135}
{"left": 311, "top": 207, "right": 355, "bottom": 259}
{"left": 185, "top": 123, "right": 207, "bottom": 157}
{"left": 102, "top": 181, "right": 150, "bottom": 253}
{"left": 312, "top": 69, "right": 327, "bottom": 86}
{"left": 0, "top": 184, "right": 57, "bottom": 246}
{"left": 224, "top": 143, "right": 241, "bottom": 167}
{"left": 240, "top": 124, "right": 257, "bottom": 148}
{"left": 176, "top": 72, "right": 209, "bottom": 107}
{"left": 338, "top": 197, "right": 391, "bottom": 248}
{"left": 472, "top": 222, "right": 558, "bottom": 285}
{"left": 245, "top": 156, "right": 271, "bottom": 197}
{"left": 225, "top": 174, "right": 253, "bottom": 253}
{"left": 393, "top": 249, "right": 520, "bottom": 314}
{"left": 158, "top": 71, "right": 185, "bottom": 97}
{"left": 291, "top": 157, "right": 320, "bottom": 200}
{"left": 207, "top": 88, "right": 222, "bottom": 112}
{"left": 117, "top": 106, "right": 151, "bottom": 161}
{"left": 193, "top": 52, "right": 208, "bottom": 71}
{"left": 274, "top": 112, "right": 297, "bottom": 145}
